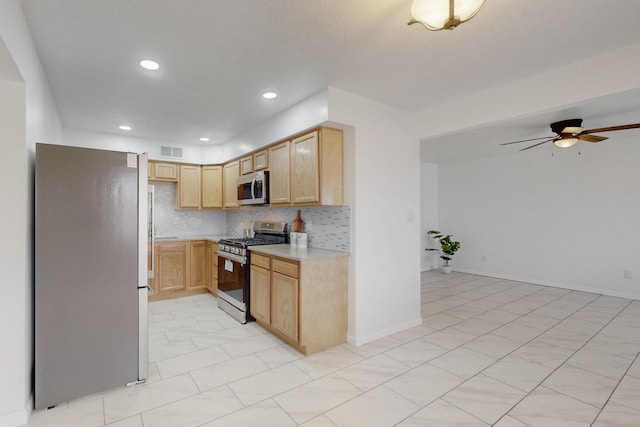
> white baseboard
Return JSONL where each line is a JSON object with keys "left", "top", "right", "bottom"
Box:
{"left": 454, "top": 268, "right": 640, "bottom": 300}
{"left": 347, "top": 317, "right": 423, "bottom": 347}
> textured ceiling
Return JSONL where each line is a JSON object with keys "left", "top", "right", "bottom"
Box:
{"left": 22, "top": 0, "right": 640, "bottom": 146}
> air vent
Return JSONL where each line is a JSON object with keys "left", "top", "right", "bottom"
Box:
{"left": 160, "top": 146, "right": 183, "bottom": 159}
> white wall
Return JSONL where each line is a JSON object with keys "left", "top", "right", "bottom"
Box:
{"left": 0, "top": 60, "right": 28, "bottom": 427}
{"left": 421, "top": 162, "right": 439, "bottom": 271}
{"left": 328, "top": 88, "right": 422, "bottom": 345}
{"left": 211, "top": 89, "right": 329, "bottom": 163}
{"left": 62, "top": 128, "right": 205, "bottom": 163}
{"left": 0, "top": 2, "right": 63, "bottom": 424}
{"left": 438, "top": 135, "right": 640, "bottom": 299}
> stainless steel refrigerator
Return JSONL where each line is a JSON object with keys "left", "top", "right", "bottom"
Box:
{"left": 35, "top": 143, "right": 150, "bottom": 410}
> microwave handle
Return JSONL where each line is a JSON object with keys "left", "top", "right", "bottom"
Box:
{"left": 251, "top": 176, "right": 256, "bottom": 203}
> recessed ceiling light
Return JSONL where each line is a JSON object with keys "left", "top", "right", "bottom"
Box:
{"left": 199, "top": 137, "right": 210, "bottom": 142}
{"left": 140, "top": 60, "right": 159, "bottom": 70}
{"left": 262, "top": 92, "right": 277, "bottom": 99}
{"left": 119, "top": 125, "right": 132, "bottom": 131}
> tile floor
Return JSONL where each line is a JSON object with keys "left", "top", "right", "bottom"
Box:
{"left": 24, "top": 271, "right": 640, "bottom": 426}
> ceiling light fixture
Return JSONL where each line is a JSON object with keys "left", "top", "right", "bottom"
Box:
{"left": 262, "top": 92, "right": 278, "bottom": 99}
{"left": 554, "top": 136, "right": 578, "bottom": 148}
{"left": 199, "top": 137, "right": 210, "bottom": 142}
{"left": 119, "top": 125, "right": 132, "bottom": 131}
{"left": 408, "top": 0, "right": 485, "bottom": 31}
{"left": 139, "top": 60, "right": 160, "bottom": 70}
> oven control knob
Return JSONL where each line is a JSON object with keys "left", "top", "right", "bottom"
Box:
{"left": 233, "top": 247, "right": 240, "bottom": 255}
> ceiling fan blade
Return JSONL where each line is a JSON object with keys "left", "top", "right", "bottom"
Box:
{"left": 520, "top": 138, "right": 555, "bottom": 151}
{"left": 500, "top": 136, "right": 555, "bottom": 146}
{"left": 581, "top": 123, "right": 640, "bottom": 134}
{"left": 578, "top": 134, "right": 608, "bottom": 143}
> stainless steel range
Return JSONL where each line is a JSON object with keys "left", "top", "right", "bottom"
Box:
{"left": 217, "top": 221, "right": 288, "bottom": 323}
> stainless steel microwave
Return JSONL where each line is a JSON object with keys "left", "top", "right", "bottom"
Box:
{"left": 237, "top": 171, "right": 269, "bottom": 205}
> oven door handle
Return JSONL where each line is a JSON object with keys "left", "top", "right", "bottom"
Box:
{"left": 217, "top": 251, "right": 247, "bottom": 265}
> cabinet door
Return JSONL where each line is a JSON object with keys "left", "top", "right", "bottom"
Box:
{"left": 202, "top": 165, "right": 223, "bottom": 208}
{"left": 240, "top": 156, "right": 253, "bottom": 175}
{"left": 156, "top": 242, "right": 187, "bottom": 292}
{"left": 271, "top": 271, "right": 299, "bottom": 341}
{"left": 211, "top": 243, "right": 218, "bottom": 295}
{"left": 204, "top": 242, "right": 212, "bottom": 290}
{"left": 188, "top": 241, "right": 207, "bottom": 290}
{"left": 154, "top": 163, "right": 178, "bottom": 181}
{"left": 268, "top": 141, "right": 291, "bottom": 204}
{"left": 149, "top": 162, "right": 178, "bottom": 182}
{"left": 250, "top": 264, "right": 270, "bottom": 324}
{"left": 253, "top": 149, "right": 268, "bottom": 171}
{"left": 291, "top": 131, "right": 320, "bottom": 204}
{"left": 223, "top": 161, "right": 240, "bottom": 208}
{"left": 178, "top": 165, "right": 201, "bottom": 209}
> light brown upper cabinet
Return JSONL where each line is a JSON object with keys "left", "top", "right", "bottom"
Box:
{"left": 240, "top": 155, "right": 253, "bottom": 175}
{"left": 268, "top": 141, "right": 291, "bottom": 205}
{"left": 269, "top": 127, "right": 343, "bottom": 207}
{"left": 177, "top": 165, "right": 201, "bottom": 209}
{"left": 201, "top": 165, "right": 223, "bottom": 209}
{"left": 223, "top": 161, "right": 240, "bottom": 209}
{"left": 253, "top": 149, "right": 268, "bottom": 171}
{"left": 291, "top": 132, "right": 320, "bottom": 204}
{"left": 292, "top": 128, "right": 343, "bottom": 206}
{"left": 149, "top": 161, "right": 178, "bottom": 182}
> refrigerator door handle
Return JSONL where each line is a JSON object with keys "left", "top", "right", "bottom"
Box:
{"left": 148, "top": 185, "right": 155, "bottom": 280}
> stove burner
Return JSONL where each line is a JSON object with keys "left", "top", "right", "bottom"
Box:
{"left": 218, "top": 238, "right": 277, "bottom": 248}
{"left": 218, "top": 222, "right": 289, "bottom": 258}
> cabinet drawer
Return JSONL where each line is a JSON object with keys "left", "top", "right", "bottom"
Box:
{"left": 251, "top": 253, "right": 270, "bottom": 269}
{"left": 272, "top": 258, "right": 299, "bottom": 278}
{"left": 157, "top": 241, "right": 186, "bottom": 253}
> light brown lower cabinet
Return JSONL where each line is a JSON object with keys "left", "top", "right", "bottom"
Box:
{"left": 155, "top": 241, "right": 188, "bottom": 294}
{"left": 149, "top": 240, "right": 218, "bottom": 301}
{"left": 249, "top": 252, "right": 348, "bottom": 355}
{"left": 249, "top": 261, "right": 271, "bottom": 324}
{"left": 188, "top": 241, "right": 210, "bottom": 290}
{"left": 209, "top": 242, "right": 218, "bottom": 296}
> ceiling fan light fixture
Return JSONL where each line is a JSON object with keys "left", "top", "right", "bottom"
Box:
{"left": 561, "top": 126, "right": 583, "bottom": 134}
{"left": 408, "top": 0, "right": 485, "bottom": 30}
{"left": 554, "top": 137, "right": 578, "bottom": 148}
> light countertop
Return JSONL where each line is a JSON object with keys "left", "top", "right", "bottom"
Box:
{"left": 249, "top": 244, "right": 349, "bottom": 261}
{"left": 154, "top": 234, "right": 229, "bottom": 243}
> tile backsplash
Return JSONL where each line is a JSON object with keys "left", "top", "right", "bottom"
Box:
{"left": 227, "top": 206, "right": 351, "bottom": 252}
{"left": 152, "top": 181, "right": 350, "bottom": 251}
{"left": 152, "top": 182, "right": 227, "bottom": 236}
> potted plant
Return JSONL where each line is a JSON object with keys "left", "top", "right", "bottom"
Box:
{"left": 426, "top": 230, "right": 461, "bottom": 273}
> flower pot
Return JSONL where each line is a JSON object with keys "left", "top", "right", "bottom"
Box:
{"left": 441, "top": 266, "right": 452, "bottom": 274}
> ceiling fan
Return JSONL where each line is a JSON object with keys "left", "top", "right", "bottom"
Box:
{"left": 501, "top": 119, "right": 640, "bottom": 151}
